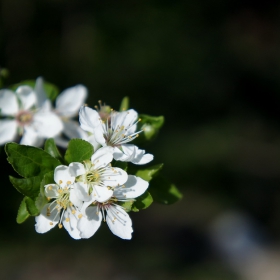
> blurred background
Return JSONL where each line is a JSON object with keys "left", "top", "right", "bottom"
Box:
{"left": 1, "top": 0, "right": 280, "bottom": 279}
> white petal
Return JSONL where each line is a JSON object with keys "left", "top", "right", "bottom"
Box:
{"left": 74, "top": 182, "right": 92, "bottom": 202}
{"left": 69, "top": 162, "right": 85, "bottom": 177}
{"left": 106, "top": 205, "right": 133, "bottom": 240}
{"left": 32, "top": 110, "right": 63, "bottom": 138}
{"left": 20, "top": 127, "right": 44, "bottom": 147}
{"left": 62, "top": 120, "right": 89, "bottom": 139}
{"left": 84, "top": 134, "right": 102, "bottom": 152}
{"left": 35, "top": 203, "right": 59, "bottom": 234}
{"left": 44, "top": 184, "right": 60, "bottom": 198}
{"left": 114, "top": 175, "right": 149, "bottom": 199}
{"left": 69, "top": 187, "right": 83, "bottom": 209}
{"left": 0, "top": 89, "right": 19, "bottom": 115}
{"left": 54, "top": 165, "right": 75, "bottom": 186}
{"left": 56, "top": 85, "right": 88, "bottom": 118}
{"left": 102, "top": 167, "right": 128, "bottom": 187}
{"left": 79, "top": 106, "right": 102, "bottom": 133}
{"left": 62, "top": 208, "right": 81, "bottom": 239}
{"left": 131, "top": 148, "right": 154, "bottom": 165}
{"left": 0, "top": 120, "right": 17, "bottom": 145}
{"left": 16, "top": 86, "right": 36, "bottom": 110}
{"left": 113, "top": 145, "right": 136, "bottom": 162}
{"left": 34, "top": 77, "right": 48, "bottom": 108}
{"left": 112, "top": 109, "right": 138, "bottom": 133}
{"left": 91, "top": 146, "right": 113, "bottom": 168}
{"left": 78, "top": 206, "right": 102, "bottom": 238}
{"left": 93, "top": 185, "right": 113, "bottom": 202}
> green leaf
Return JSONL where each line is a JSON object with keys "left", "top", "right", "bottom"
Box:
{"left": 64, "top": 139, "right": 94, "bottom": 164}
{"left": 119, "top": 96, "right": 129, "bottom": 111}
{"left": 131, "top": 191, "right": 153, "bottom": 212}
{"left": 9, "top": 175, "right": 42, "bottom": 199}
{"left": 149, "top": 175, "right": 182, "bottom": 204}
{"left": 44, "top": 138, "right": 64, "bottom": 163}
{"left": 16, "top": 197, "right": 30, "bottom": 224}
{"left": 136, "top": 114, "right": 164, "bottom": 142}
{"left": 10, "top": 79, "right": 59, "bottom": 101}
{"left": 25, "top": 197, "right": 40, "bottom": 216}
{"left": 118, "top": 200, "right": 133, "bottom": 212}
{"left": 132, "top": 163, "right": 163, "bottom": 182}
{"left": 5, "top": 143, "right": 61, "bottom": 178}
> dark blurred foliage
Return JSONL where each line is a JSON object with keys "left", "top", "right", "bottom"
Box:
{"left": 1, "top": 1, "right": 280, "bottom": 279}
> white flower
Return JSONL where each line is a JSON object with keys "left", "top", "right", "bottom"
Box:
{"left": 34, "top": 77, "right": 88, "bottom": 148}
{"left": 77, "top": 175, "right": 149, "bottom": 240}
{"left": 70, "top": 147, "right": 128, "bottom": 204}
{"left": 0, "top": 85, "right": 63, "bottom": 146}
{"left": 79, "top": 105, "right": 153, "bottom": 164}
{"left": 35, "top": 165, "right": 84, "bottom": 239}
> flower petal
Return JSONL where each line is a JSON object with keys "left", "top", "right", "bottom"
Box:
{"left": 106, "top": 205, "right": 133, "bottom": 240}
{"left": 84, "top": 134, "right": 102, "bottom": 152}
{"left": 79, "top": 106, "right": 102, "bottom": 134}
{"left": 114, "top": 175, "right": 149, "bottom": 199}
{"left": 44, "top": 184, "right": 60, "bottom": 198}
{"left": 32, "top": 110, "right": 63, "bottom": 138}
{"left": 74, "top": 182, "right": 92, "bottom": 202}
{"left": 102, "top": 167, "right": 128, "bottom": 187}
{"left": 0, "top": 89, "right": 19, "bottom": 115}
{"left": 69, "top": 162, "right": 85, "bottom": 177}
{"left": 93, "top": 185, "right": 113, "bottom": 202}
{"left": 91, "top": 146, "right": 113, "bottom": 169}
{"left": 35, "top": 203, "right": 59, "bottom": 234}
{"left": 131, "top": 148, "right": 154, "bottom": 165}
{"left": 62, "top": 208, "right": 81, "bottom": 239}
{"left": 113, "top": 145, "right": 136, "bottom": 162}
{"left": 111, "top": 109, "right": 138, "bottom": 134}
{"left": 34, "top": 77, "right": 48, "bottom": 108}
{"left": 56, "top": 85, "right": 88, "bottom": 118}
{"left": 54, "top": 165, "right": 75, "bottom": 186}
{"left": 0, "top": 119, "right": 17, "bottom": 145}
{"left": 20, "top": 127, "right": 44, "bottom": 147}
{"left": 16, "top": 86, "right": 36, "bottom": 110}
{"left": 78, "top": 206, "right": 102, "bottom": 238}
{"left": 69, "top": 187, "right": 83, "bottom": 209}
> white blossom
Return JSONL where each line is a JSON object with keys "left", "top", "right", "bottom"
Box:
{"left": 35, "top": 165, "right": 83, "bottom": 239}
{"left": 78, "top": 175, "right": 149, "bottom": 240}
{"left": 34, "top": 77, "right": 88, "bottom": 148}
{"left": 69, "top": 146, "right": 128, "bottom": 205}
{"left": 79, "top": 105, "right": 153, "bottom": 164}
{"left": 0, "top": 85, "right": 63, "bottom": 146}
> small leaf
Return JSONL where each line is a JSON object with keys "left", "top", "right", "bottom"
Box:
{"left": 132, "top": 163, "right": 163, "bottom": 182}
{"left": 136, "top": 114, "right": 164, "bottom": 143}
{"left": 118, "top": 200, "right": 133, "bottom": 212}
{"left": 44, "top": 138, "right": 64, "bottom": 163}
{"left": 25, "top": 197, "right": 40, "bottom": 216}
{"left": 16, "top": 197, "right": 30, "bottom": 224}
{"left": 9, "top": 175, "right": 42, "bottom": 199}
{"left": 119, "top": 96, "right": 129, "bottom": 111}
{"left": 5, "top": 142, "right": 60, "bottom": 178}
{"left": 131, "top": 191, "right": 153, "bottom": 212}
{"left": 64, "top": 139, "right": 94, "bottom": 164}
{"left": 149, "top": 175, "right": 182, "bottom": 204}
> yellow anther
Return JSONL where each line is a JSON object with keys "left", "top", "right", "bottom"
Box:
{"left": 78, "top": 214, "right": 83, "bottom": 219}
{"left": 136, "top": 134, "right": 139, "bottom": 137}
{"left": 58, "top": 189, "right": 63, "bottom": 194}
{"left": 59, "top": 180, "right": 63, "bottom": 184}
{"left": 58, "top": 224, "right": 63, "bottom": 229}
{"left": 139, "top": 118, "right": 141, "bottom": 121}
{"left": 50, "top": 222, "right": 53, "bottom": 225}
{"left": 47, "top": 197, "right": 51, "bottom": 201}
{"left": 72, "top": 210, "right": 76, "bottom": 214}
{"left": 67, "top": 181, "right": 71, "bottom": 185}
{"left": 48, "top": 186, "right": 52, "bottom": 190}
{"left": 65, "top": 218, "right": 70, "bottom": 222}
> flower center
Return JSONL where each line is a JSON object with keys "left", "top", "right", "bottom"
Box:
{"left": 16, "top": 110, "right": 33, "bottom": 126}
{"left": 86, "top": 171, "right": 100, "bottom": 183}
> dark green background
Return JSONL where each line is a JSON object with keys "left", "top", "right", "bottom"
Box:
{"left": 1, "top": 1, "right": 280, "bottom": 279}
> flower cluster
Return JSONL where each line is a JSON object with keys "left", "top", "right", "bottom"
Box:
{"left": 3, "top": 76, "right": 181, "bottom": 241}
